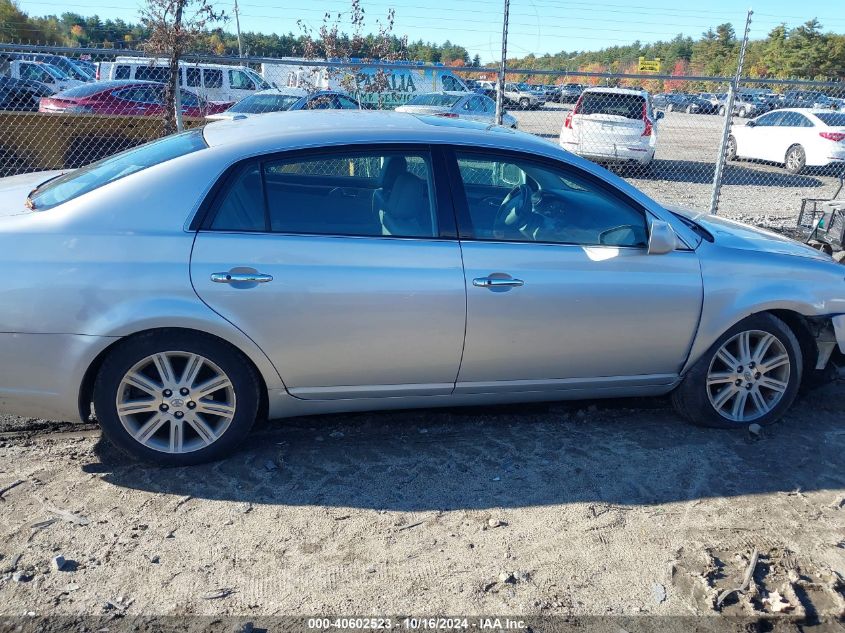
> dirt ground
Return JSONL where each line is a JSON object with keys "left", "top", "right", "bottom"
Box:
{"left": 0, "top": 378, "right": 843, "bottom": 629}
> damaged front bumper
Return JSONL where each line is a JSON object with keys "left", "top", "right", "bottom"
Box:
{"left": 814, "top": 315, "right": 845, "bottom": 377}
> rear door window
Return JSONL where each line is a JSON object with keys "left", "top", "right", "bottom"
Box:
{"left": 779, "top": 111, "right": 813, "bottom": 127}
{"left": 205, "top": 149, "right": 438, "bottom": 238}
{"left": 114, "top": 65, "right": 131, "bottom": 80}
{"left": 203, "top": 69, "right": 223, "bottom": 89}
{"left": 186, "top": 67, "right": 202, "bottom": 87}
{"left": 135, "top": 66, "right": 170, "bottom": 82}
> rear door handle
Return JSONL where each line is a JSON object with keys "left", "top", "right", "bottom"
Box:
{"left": 211, "top": 272, "right": 274, "bottom": 284}
{"left": 472, "top": 277, "right": 524, "bottom": 288}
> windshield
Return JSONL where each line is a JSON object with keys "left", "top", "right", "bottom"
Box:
{"left": 406, "top": 93, "right": 462, "bottom": 107}
{"left": 229, "top": 93, "right": 302, "bottom": 113}
{"left": 41, "top": 64, "right": 69, "bottom": 80}
{"left": 68, "top": 60, "right": 95, "bottom": 81}
{"left": 578, "top": 92, "right": 645, "bottom": 119}
{"left": 816, "top": 112, "right": 845, "bottom": 126}
{"left": 28, "top": 130, "right": 207, "bottom": 211}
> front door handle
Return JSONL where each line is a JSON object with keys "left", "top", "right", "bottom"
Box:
{"left": 211, "top": 272, "right": 274, "bottom": 284}
{"left": 472, "top": 276, "right": 524, "bottom": 288}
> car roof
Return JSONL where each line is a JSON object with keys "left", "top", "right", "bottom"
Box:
{"left": 770, "top": 108, "right": 843, "bottom": 123}
{"left": 582, "top": 87, "right": 649, "bottom": 96}
{"left": 410, "top": 91, "right": 470, "bottom": 97}
{"left": 203, "top": 109, "right": 548, "bottom": 155}
{"left": 86, "top": 79, "right": 165, "bottom": 90}
{"left": 253, "top": 87, "right": 308, "bottom": 97}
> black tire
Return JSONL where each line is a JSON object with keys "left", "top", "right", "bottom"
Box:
{"left": 93, "top": 330, "right": 261, "bottom": 466}
{"left": 738, "top": 106, "right": 748, "bottom": 118}
{"left": 685, "top": 104, "right": 694, "bottom": 114}
{"left": 671, "top": 313, "right": 802, "bottom": 429}
{"left": 718, "top": 105, "right": 726, "bottom": 116}
{"left": 726, "top": 135, "right": 737, "bottom": 161}
{"left": 784, "top": 144, "right": 806, "bottom": 175}
{"left": 667, "top": 103, "right": 675, "bottom": 112}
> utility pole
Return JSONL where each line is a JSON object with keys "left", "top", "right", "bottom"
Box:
{"left": 234, "top": 0, "right": 243, "bottom": 58}
{"left": 495, "top": 0, "right": 509, "bottom": 126}
{"left": 709, "top": 8, "right": 752, "bottom": 215}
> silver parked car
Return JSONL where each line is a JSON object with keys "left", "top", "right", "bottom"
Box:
{"left": 1, "top": 111, "right": 844, "bottom": 465}
{"left": 395, "top": 92, "right": 517, "bottom": 128}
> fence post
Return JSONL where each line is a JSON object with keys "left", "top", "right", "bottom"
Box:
{"left": 174, "top": 84, "right": 184, "bottom": 133}
{"left": 495, "top": 0, "right": 510, "bottom": 126}
{"left": 709, "top": 8, "right": 752, "bottom": 215}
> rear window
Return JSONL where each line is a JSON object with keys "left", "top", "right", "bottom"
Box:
{"left": 28, "top": 130, "right": 206, "bottom": 211}
{"left": 229, "top": 93, "right": 301, "bottom": 113}
{"left": 407, "top": 94, "right": 462, "bottom": 107}
{"left": 578, "top": 92, "right": 645, "bottom": 119}
{"left": 816, "top": 112, "right": 845, "bottom": 127}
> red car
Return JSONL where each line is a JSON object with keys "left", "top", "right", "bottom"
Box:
{"left": 39, "top": 80, "right": 232, "bottom": 117}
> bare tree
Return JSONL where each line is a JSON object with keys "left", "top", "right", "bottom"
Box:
{"left": 297, "top": 0, "right": 407, "bottom": 109}
{"left": 140, "top": 0, "right": 226, "bottom": 133}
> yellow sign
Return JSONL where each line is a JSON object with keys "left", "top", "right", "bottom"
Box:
{"left": 638, "top": 57, "right": 661, "bottom": 73}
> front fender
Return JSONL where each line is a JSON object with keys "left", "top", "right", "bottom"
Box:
{"left": 682, "top": 244, "right": 845, "bottom": 373}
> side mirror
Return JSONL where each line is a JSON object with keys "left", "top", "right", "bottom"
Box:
{"left": 655, "top": 111, "right": 665, "bottom": 120}
{"left": 498, "top": 163, "right": 524, "bottom": 187}
{"left": 647, "top": 220, "right": 676, "bottom": 255}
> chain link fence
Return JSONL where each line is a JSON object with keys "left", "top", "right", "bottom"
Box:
{"left": 1, "top": 43, "right": 844, "bottom": 225}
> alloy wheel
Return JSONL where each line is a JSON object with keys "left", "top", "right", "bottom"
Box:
{"left": 786, "top": 146, "right": 805, "bottom": 172}
{"left": 706, "top": 330, "right": 790, "bottom": 423}
{"left": 115, "top": 351, "right": 237, "bottom": 454}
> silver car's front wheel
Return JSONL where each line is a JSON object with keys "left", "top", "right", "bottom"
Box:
{"left": 116, "top": 352, "right": 237, "bottom": 454}
{"left": 94, "top": 331, "right": 260, "bottom": 465}
{"left": 705, "top": 330, "right": 790, "bottom": 423}
{"left": 672, "top": 314, "right": 801, "bottom": 429}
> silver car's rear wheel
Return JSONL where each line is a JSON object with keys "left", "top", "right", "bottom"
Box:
{"left": 116, "top": 351, "right": 236, "bottom": 454}
{"left": 705, "top": 330, "right": 790, "bottom": 423}
{"left": 94, "top": 330, "right": 260, "bottom": 465}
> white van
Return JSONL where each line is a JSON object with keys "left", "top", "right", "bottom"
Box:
{"left": 97, "top": 58, "right": 271, "bottom": 103}
{"left": 3, "top": 59, "right": 83, "bottom": 93}
{"left": 261, "top": 59, "right": 468, "bottom": 109}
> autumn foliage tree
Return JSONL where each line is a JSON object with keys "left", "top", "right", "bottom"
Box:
{"left": 140, "top": 0, "right": 226, "bottom": 133}
{"left": 297, "top": 0, "right": 407, "bottom": 108}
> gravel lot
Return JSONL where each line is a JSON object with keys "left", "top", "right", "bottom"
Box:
{"left": 0, "top": 390, "right": 843, "bottom": 627}
{"left": 513, "top": 105, "right": 845, "bottom": 223}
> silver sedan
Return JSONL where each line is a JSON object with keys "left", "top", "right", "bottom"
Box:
{"left": 395, "top": 91, "right": 518, "bottom": 128}
{"left": 1, "top": 111, "right": 844, "bottom": 465}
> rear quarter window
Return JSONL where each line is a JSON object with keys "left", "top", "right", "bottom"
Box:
{"left": 816, "top": 112, "right": 845, "bottom": 127}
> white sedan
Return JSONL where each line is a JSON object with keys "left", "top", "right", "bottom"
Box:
{"left": 728, "top": 108, "right": 845, "bottom": 174}
{"left": 395, "top": 92, "right": 518, "bottom": 128}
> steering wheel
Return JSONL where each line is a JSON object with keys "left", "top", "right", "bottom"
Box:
{"left": 493, "top": 184, "right": 534, "bottom": 239}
